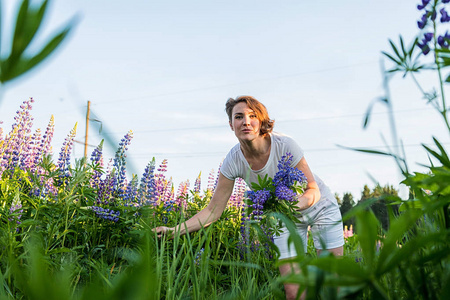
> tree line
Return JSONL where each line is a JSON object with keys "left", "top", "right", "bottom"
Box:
{"left": 336, "top": 184, "right": 401, "bottom": 233}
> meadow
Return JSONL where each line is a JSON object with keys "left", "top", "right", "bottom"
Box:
{"left": 0, "top": 0, "right": 450, "bottom": 299}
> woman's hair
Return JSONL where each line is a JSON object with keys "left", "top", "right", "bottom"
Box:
{"left": 225, "top": 95, "right": 275, "bottom": 135}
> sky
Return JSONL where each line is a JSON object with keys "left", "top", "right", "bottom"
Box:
{"left": 1, "top": 0, "right": 449, "bottom": 200}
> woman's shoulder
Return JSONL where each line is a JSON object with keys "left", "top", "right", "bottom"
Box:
{"left": 271, "top": 131, "right": 296, "bottom": 145}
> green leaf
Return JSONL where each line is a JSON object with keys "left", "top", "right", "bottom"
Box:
{"left": 382, "top": 51, "right": 401, "bottom": 65}
{"left": 389, "top": 39, "right": 402, "bottom": 61}
{"left": 11, "top": 0, "right": 48, "bottom": 58}
{"left": 3, "top": 22, "right": 73, "bottom": 82}
{"left": 311, "top": 256, "right": 368, "bottom": 281}
{"left": 355, "top": 210, "right": 379, "bottom": 269}
{"left": 376, "top": 209, "right": 422, "bottom": 274}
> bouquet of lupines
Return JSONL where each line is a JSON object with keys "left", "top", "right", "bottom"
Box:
{"left": 243, "top": 152, "right": 308, "bottom": 233}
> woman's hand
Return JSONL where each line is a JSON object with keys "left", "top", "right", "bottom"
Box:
{"left": 153, "top": 226, "right": 174, "bottom": 238}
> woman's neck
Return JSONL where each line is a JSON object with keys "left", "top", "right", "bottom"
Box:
{"left": 239, "top": 134, "right": 271, "bottom": 169}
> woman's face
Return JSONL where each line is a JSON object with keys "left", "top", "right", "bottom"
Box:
{"left": 229, "top": 102, "right": 261, "bottom": 141}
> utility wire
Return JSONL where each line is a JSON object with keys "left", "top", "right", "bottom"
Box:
{"left": 127, "top": 142, "right": 449, "bottom": 159}
{"left": 96, "top": 106, "right": 434, "bottom": 135}
{"left": 89, "top": 61, "right": 377, "bottom": 106}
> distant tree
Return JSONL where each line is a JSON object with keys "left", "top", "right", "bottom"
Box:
{"left": 339, "top": 192, "right": 355, "bottom": 228}
{"left": 360, "top": 185, "right": 371, "bottom": 202}
{"left": 357, "top": 184, "right": 399, "bottom": 232}
{"left": 334, "top": 193, "right": 342, "bottom": 206}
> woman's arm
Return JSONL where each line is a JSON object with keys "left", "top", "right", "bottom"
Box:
{"left": 294, "top": 157, "right": 321, "bottom": 210}
{"left": 154, "top": 173, "right": 235, "bottom": 237}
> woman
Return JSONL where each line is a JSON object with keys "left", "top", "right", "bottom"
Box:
{"left": 155, "top": 95, "right": 344, "bottom": 300}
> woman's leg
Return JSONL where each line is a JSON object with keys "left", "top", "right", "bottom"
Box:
{"left": 279, "top": 262, "right": 305, "bottom": 300}
{"left": 316, "top": 245, "right": 343, "bottom": 256}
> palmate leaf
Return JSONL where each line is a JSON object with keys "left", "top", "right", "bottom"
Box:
{"left": 251, "top": 174, "right": 272, "bottom": 190}
{"left": 422, "top": 137, "right": 450, "bottom": 168}
{"left": 382, "top": 36, "right": 424, "bottom": 77}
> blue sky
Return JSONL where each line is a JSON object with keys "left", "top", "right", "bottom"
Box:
{"left": 1, "top": 0, "right": 449, "bottom": 199}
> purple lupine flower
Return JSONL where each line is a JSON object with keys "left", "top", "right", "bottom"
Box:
{"left": 2, "top": 98, "right": 35, "bottom": 172}
{"left": 124, "top": 175, "right": 139, "bottom": 205}
{"left": 138, "top": 160, "right": 156, "bottom": 205}
{"left": 273, "top": 152, "right": 307, "bottom": 188}
{"left": 418, "top": 32, "right": 434, "bottom": 55}
{"left": 275, "top": 184, "right": 296, "bottom": 202}
{"left": 438, "top": 31, "right": 450, "bottom": 48}
{"left": 40, "top": 115, "right": 55, "bottom": 156}
{"left": 228, "top": 177, "right": 247, "bottom": 208}
{"left": 193, "top": 172, "right": 202, "bottom": 193}
{"left": 418, "top": 12, "right": 428, "bottom": 29}
{"left": 431, "top": 9, "right": 437, "bottom": 21}
{"left": 89, "top": 142, "right": 104, "bottom": 188}
{"left": 440, "top": 8, "right": 450, "bottom": 22}
{"left": 444, "top": 0, "right": 450, "bottom": 3}
{"left": 113, "top": 131, "right": 133, "bottom": 198}
{"left": 9, "top": 199, "right": 23, "bottom": 232}
{"left": 194, "top": 248, "right": 205, "bottom": 266}
{"left": 246, "top": 189, "right": 271, "bottom": 220}
{"left": 417, "top": 0, "right": 430, "bottom": 10}
{"left": 56, "top": 124, "right": 77, "bottom": 186}
{"left": 96, "top": 172, "right": 116, "bottom": 205}
{"left": 91, "top": 206, "right": 120, "bottom": 222}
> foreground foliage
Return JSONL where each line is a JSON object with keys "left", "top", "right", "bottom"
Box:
{"left": 1, "top": 0, "right": 450, "bottom": 299}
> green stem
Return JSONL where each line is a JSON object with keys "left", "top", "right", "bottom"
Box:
{"left": 433, "top": 18, "right": 450, "bottom": 133}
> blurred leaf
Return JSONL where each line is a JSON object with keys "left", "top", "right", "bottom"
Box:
{"left": 272, "top": 212, "right": 305, "bottom": 263}
{"left": 0, "top": 0, "right": 77, "bottom": 85}
{"left": 376, "top": 208, "right": 423, "bottom": 274}
{"left": 355, "top": 210, "right": 379, "bottom": 268}
{"left": 11, "top": 0, "right": 48, "bottom": 59}
{"left": 4, "top": 24, "right": 73, "bottom": 82}
{"left": 311, "top": 256, "right": 368, "bottom": 281}
{"left": 398, "top": 199, "right": 423, "bottom": 212}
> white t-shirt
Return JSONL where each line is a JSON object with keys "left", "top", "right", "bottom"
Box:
{"left": 220, "top": 132, "right": 335, "bottom": 201}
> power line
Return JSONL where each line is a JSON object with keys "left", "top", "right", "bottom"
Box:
{"left": 126, "top": 141, "right": 448, "bottom": 159}
{"left": 97, "top": 106, "right": 434, "bottom": 135}
{"left": 90, "top": 61, "right": 377, "bottom": 106}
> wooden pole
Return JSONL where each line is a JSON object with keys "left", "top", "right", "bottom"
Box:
{"left": 84, "top": 100, "right": 91, "bottom": 159}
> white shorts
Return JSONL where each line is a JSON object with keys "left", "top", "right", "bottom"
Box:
{"left": 273, "top": 196, "right": 344, "bottom": 260}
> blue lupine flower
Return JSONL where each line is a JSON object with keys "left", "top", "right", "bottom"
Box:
{"left": 194, "top": 248, "right": 205, "bottom": 266}
{"left": 113, "top": 131, "right": 133, "bottom": 198}
{"left": 441, "top": 8, "right": 450, "bottom": 22}
{"left": 273, "top": 152, "right": 307, "bottom": 188}
{"left": 275, "top": 184, "right": 296, "bottom": 202}
{"left": 418, "top": 32, "right": 434, "bottom": 55}
{"left": 92, "top": 206, "right": 120, "bottom": 222}
{"left": 418, "top": 12, "right": 428, "bottom": 29}
{"left": 247, "top": 189, "right": 271, "bottom": 220}
{"left": 9, "top": 199, "right": 23, "bottom": 232}
{"left": 417, "top": 0, "right": 430, "bottom": 10}
{"left": 438, "top": 31, "right": 450, "bottom": 48}
{"left": 138, "top": 160, "right": 156, "bottom": 205}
